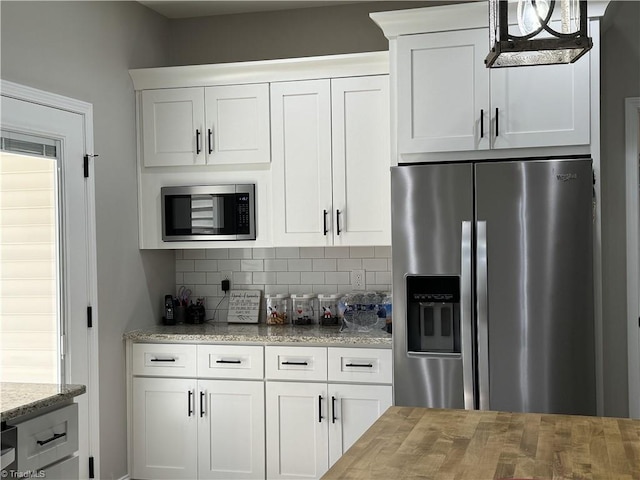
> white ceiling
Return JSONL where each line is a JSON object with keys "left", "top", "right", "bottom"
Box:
{"left": 138, "top": 1, "right": 374, "bottom": 19}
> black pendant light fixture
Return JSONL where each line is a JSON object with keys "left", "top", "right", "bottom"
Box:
{"left": 485, "top": 0, "right": 592, "bottom": 68}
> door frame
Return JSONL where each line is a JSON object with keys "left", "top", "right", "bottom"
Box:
{"left": 1, "top": 79, "right": 101, "bottom": 472}
{"left": 626, "top": 97, "right": 640, "bottom": 419}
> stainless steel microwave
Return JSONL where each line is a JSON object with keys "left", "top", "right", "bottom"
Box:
{"left": 161, "top": 184, "right": 256, "bottom": 241}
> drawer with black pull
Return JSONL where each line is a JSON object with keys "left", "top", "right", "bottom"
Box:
{"left": 197, "top": 345, "right": 263, "bottom": 379}
{"left": 328, "top": 347, "right": 392, "bottom": 384}
{"left": 10, "top": 403, "right": 78, "bottom": 472}
{"left": 265, "top": 346, "right": 327, "bottom": 381}
{"left": 132, "top": 343, "right": 197, "bottom": 377}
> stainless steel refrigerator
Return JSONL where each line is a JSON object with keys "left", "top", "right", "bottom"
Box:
{"left": 391, "top": 158, "right": 596, "bottom": 415}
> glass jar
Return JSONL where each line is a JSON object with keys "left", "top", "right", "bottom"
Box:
{"left": 318, "top": 293, "right": 341, "bottom": 326}
{"left": 265, "top": 294, "right": 290, "bottom": 325}
{"left": 291, "top": 293, "right": 317, "bottom": 325}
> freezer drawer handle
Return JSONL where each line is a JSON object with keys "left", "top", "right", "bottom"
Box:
{"left": 345, "top": 363, "right": 373, "bottom": 368}
{"left": 281, "top": 361, "right": 308, "bottom": 366}
{"left": 150, "top": 358, "right": 176, "bottom": 362}
{"left": 216, "top": 359, "right": 242, "bottom": 364}
{"left": 36, "top": 432, "right": 66, "bottom": 446}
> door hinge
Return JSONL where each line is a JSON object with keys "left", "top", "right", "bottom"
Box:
{"left": 87, "top": 306, "right": 93, "bottom": 328}
{"left": 88, "top": 456, "right": 95, "bottom": 478}
{"left": 84, "top": 154, "right": 99, "bottom": 178}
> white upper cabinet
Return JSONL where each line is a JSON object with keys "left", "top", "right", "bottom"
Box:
{"left": 396, "top": 27, "right": 590, "bottom": 155}
{"left": 271, "top": 75, "right": 390, "bottom": 247}
{"left": 142, "top": 87, "right": 206, "bottom": 167}
{"left": 141, "top": 84, "right": 270, "bottom": 167}
{"left": 204, "top": 84, "right": 270, "bottom": 165}
{"left": 398, "top": 29, "right": 490, "bottom": 153}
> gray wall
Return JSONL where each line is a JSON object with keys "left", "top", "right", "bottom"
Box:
{"left": 166, "top": 1, "right": 435, "bottom": 64}
{"left": 0, "top": 2, "right": 175, "bottom": 478}
{"left": 600, "top": 0, "right": 640, "bottom": 418}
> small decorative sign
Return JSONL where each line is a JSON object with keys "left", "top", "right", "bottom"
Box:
{"left": 227, "top": 290, "right": 262, "bottom": 323}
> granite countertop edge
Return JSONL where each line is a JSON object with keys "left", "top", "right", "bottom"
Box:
{"left": 123, "top": 323, "right": 392, "bottom": 347}
{"left": 1, "top": 383, "right": 86, "bottom": 423}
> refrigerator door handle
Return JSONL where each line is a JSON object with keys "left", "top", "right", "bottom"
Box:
{"left": 461, "top": 221, "right": 474, "bottom": 410}
{"left": 477, "top": 221, "right": 490, "bottom": 410}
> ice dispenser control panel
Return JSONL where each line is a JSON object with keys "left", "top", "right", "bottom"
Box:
{"left": 406, "top": 276, "right": 461, "bottom": 354}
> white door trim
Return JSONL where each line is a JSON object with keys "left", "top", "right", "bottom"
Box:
{"left": 626, "top": 97, "right": 640, "bottom": 419}
{"left": 1, "top": 79, "right": 101, "bottom": 472}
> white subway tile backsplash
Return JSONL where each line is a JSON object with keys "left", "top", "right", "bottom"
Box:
{"left": 205, "top": 249, "right": 230, "bottom": 259}
{"left": 264, "top": 259, "right": 288, "bottom": 272}
{"left": 183, "top": 249, "right": 206, "bottom": 260}
{"left": 176, "top": 260, "right": 195, "bottom": 272}
{"left": 337, "top": 258, "right": 362, "bottom": 271}
{"left": 350, "top": 246, "right": 375, "bottom": 258}
{"left": 241, "top": 259, "right": 264, "bottom": 271}
{"left": 275, "top": 247, "right": 300, "bottom": 259}
{"left": 301, "top": 272, "right": 324, "bottom": 285}
{"left": 287, "top": 259, "right": 312, "bottom": 272}
{"left": 312, "top": 259, "right": 337, "bottom": 272}
{"left": 176, "top": 246, "right": 392, "bottom": 321}
{"left": 229, "top": 248, "right": 253, "bottom": 259}
{"left": 363, "top": 258, "right": 388, "bottom": 271}
{"left": 299, "top": 247, "right": 325, "bottom": 258}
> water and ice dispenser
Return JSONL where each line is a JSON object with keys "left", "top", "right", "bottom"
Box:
{"left": 406, "top": 276, "right": 461, "bottom": 355}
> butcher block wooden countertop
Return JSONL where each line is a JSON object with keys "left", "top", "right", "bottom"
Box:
{"left": 322, "top": 406, "right": 640, "bottom": 480}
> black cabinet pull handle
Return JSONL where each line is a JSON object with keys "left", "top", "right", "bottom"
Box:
{"left": 216, "top": 359, "right": 242, "bottom": 364}
{"left": 336, "top": 210, "right": 342, "bottom": 235}
{"left": 331, "top": 396, "right": 337, "bottom": 424}
{"left": 480, "top": 109, "right": 484, "bottom": 138}
{"left": 188, "top": 390, "right": 194, "bottom": 416}
{"left": 345, "top": 363, "right": 373, "bottom": 368}
{"left": 150, "top": 358, "right": 176, "bottom": 362}
{"left": 196, "top": 129, "right": 201, "bottom": 154}
{"left": 323, "top": 210, "right": 328, "bottom": 235}
{"left": 495, "top": 108, "right": 499, "bottom": 137}
{"left": 200, "top": 391, "right": 205, "bottom": 417}
{"left": 318, "top": 395, "right": 323, "bottom": 422}
{"left": 281, "top": 361, "right": 308, "bottom": 366}
{"left": 208, "top": 128, "right": 213, "bottom": 154}
{"left": 37, "top": 432, "right": 66, "bottom": 446}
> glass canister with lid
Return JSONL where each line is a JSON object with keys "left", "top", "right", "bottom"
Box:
{"left": 317, "top": 293, "right": 342, "bottom": 326}
{"left": 291, "top": 293, "right": 317, "bottom": 325}
{"left": 265, "top": 294, "right": 290, "bottom": 325}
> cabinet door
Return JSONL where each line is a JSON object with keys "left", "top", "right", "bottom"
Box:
{"left": 327, "top": 384, "right": 392, "bottom": 467}
{"left": 205, "top": 84, "right": 271, "bottom": 165}
{"left": 132, "top": 377, "right": 197, "bottom": 480}
{"left": 197, "top": 380, "right": 265, "bottom": 480}
{"left": 331, "top": 76, "right": 391, "bottom": 246}
{"left": 141, "top": 87, "right": 205, "bottom": 167}
{"left": 266, "top": 382, "right": 329, "bottom": 479}
{"left": 397, "top": 29, "right": 490, "bottom": 154}
{"left": 490, "top": 49, "right": 590, "bottom": 149}
{"left": 271, "top": 79, "right": 333, "bottom": 246}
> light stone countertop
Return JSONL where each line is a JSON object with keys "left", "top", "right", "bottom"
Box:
{"left": 124, "top": 322, "right": 392, "bottom": 347}
{"left": 1, "top": 382, "right": 86, "bottom": 422}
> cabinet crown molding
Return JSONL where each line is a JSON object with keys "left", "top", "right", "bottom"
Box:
{"left": 129, "top": 51, "right": 389, "bottom": 90}
{"left": 370, "top": 0, "right": 611, "bottom": 39}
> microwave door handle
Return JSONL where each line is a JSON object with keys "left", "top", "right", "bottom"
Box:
{"left": 477, "top": 221, "right": 490, "bottom": 410}
{"left": 461, "top": 221, "right": 474, "bottom": 410}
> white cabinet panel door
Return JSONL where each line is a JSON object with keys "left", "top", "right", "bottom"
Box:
{"left": 141, "top": 87, "right": 205, "bottom": 167}
{"left": 331, "top": 76, "right": 391, "bottom": 246}
{"left": 266, "top": 381, "right": 329, "bottom": 479}
{"left": 490, "top": 50, "right": 590, "bottom": 149}
{"left": 132, "top": 377, "right": 197, "bottom": 480}
{"left": 197, "top": 380, "right": 265, "bottom": 480}
{"left": 271, "top": 79, "right": 333, "bottom": 246}
{"left": 397, "top": 29, "right": 489, "bottom": 154}
{"left": 205, "top": 84, "right": 270, "bottom": 165}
